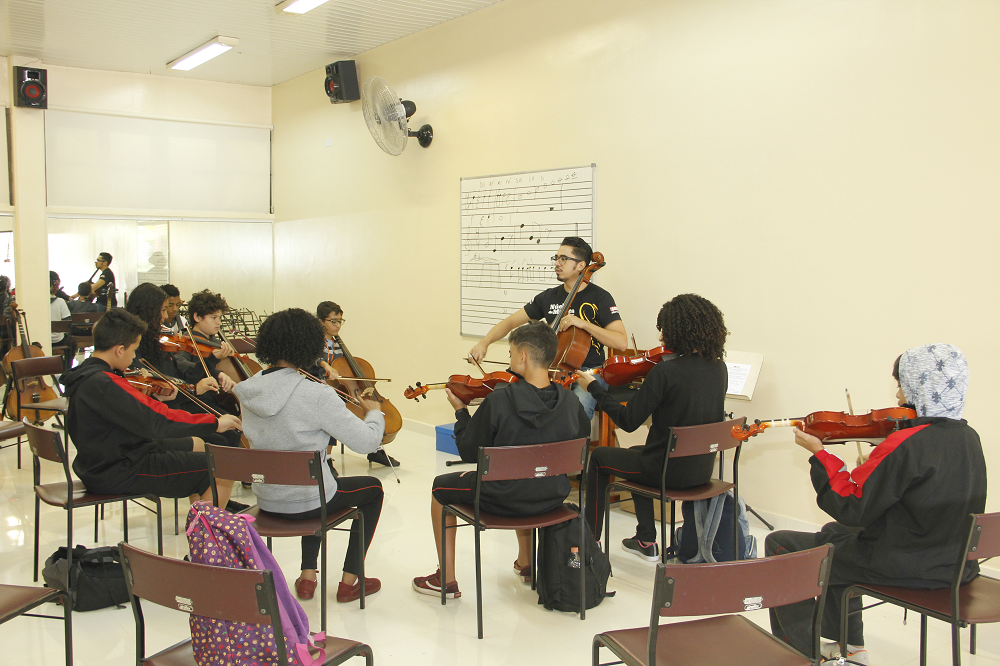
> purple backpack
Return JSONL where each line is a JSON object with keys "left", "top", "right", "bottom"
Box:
{"left": 185, "top": 501, "right": 326, "bottom": 666}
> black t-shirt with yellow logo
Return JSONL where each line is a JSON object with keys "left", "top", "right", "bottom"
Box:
{"left": 523, "top": 282, "right": 621, "bottom": 368}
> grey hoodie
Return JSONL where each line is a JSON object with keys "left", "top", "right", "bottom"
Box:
{"left": 233, "top": 367, "right": 384, "bottom": 513}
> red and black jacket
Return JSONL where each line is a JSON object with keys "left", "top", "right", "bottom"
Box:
{"left": 61, "top": 357, "right": 219, "bottom": 494}
{"left": 811, "top": 417, "right": 987, "bottom": 587}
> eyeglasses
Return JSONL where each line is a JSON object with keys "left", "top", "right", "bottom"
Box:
{"left": 325, "top": 318, "right": 345, "bottom": 325}
{"left": 551, "top": 254, "right": 582, "bottom": 264}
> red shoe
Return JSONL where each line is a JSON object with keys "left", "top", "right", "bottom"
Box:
{"left": 294, "top": 577, "right": 317, "bottom": 600}
{"left": 412, "top": 570, "right": 461, "bottom": 598}
{"left": 337, "top": 577, "right": 381, "bottom": 603}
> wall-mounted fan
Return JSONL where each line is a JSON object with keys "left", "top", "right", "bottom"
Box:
{"left": 361, "top": 76, "right": 433, "bottom": 156}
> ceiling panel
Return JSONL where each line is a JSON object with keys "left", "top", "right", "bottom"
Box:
{"left": 0, "top": 0, "right": 503, "bottom": 87}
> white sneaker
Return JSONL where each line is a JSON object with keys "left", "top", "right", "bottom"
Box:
{"left": 820, "top": 640, "right": 869, "bottom": 665}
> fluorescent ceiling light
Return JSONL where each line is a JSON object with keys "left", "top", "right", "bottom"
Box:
{"left": 275, "top": 0, "right": 331, "bottom": 14}
{"left": 168, "top": 36, "right": 239, "bottom": 71}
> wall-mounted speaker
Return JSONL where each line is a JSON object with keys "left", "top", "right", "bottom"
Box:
{"left": 324, "top": 61, "right": 360, "bottom": 104}
{"left": 14, "top": 66, "right": 47, "bottom": 109}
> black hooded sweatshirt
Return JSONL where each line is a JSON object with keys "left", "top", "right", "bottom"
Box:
{"left": 453, "top": 378, "right": 591, "bottom": 517}
{"left": 61, "top": 357, "right": 219, "bottom": 494}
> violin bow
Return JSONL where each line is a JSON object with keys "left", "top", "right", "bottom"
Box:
{"left": 183, "top": 322, "right": 217, "bottom": 387}
{"left": 845, "top": 389, "right": 867, "bottom": 463}
{"left": 139, "top": 359, "right": 224, "bottom": 419}
{"left": 467, "top": 354, "right": 488, "bottom": 377}
{"left": 298, "top": 367, "right": 399, "bottom": 483}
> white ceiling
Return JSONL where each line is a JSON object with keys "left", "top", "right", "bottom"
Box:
{"left": 0, "top": 0, "right": 503, "bottom": 87}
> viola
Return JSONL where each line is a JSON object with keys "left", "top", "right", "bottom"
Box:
{"left": 405, "top": 371, "right": 519, "bottom": 405}
{"left": 331, "top": 335, "right": 402, "bottom": 445}
{"left": 732, "top": 407, "right": 918, "bottom": 444}
{"left": 549, "top": 252, "right": 606, "bottom": 384}
{"left": 3, "top": 309, "right": 59, "bottom": 423}
{"left": 563, "top": 345, "right": 676, "bottom": 387}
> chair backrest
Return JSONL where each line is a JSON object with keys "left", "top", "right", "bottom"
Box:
{"left": 11, "top": 355, "right": 65, "bottom": 382}
{"left": 654, "top": 544, "right": 832, "bottom": 617}
{"left": 967, "top": 512, "right": 1000, "bottom": 561}
{"left": 70, "top": 311, "right": 104, "bottom": 327}
{"left": 206, "top": 444, "right": 322, "bottom": 487}
{"left": 477, "top": 438, "right": 588, "bottom": 483}
{"left": 119, "top": 542, "right": 288, "bottom": 663}
{"left": 24, "top": 420, "right": 67, "bottom": 465}
{"left": 669, "top": 417, "right": 746, "bottom": 458}
{"left": 51, "top": 320, "right": 71, "bottom": 335}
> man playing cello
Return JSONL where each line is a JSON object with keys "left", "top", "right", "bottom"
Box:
{"left": 469, "top": 236, "right": 627, "bottom": 418}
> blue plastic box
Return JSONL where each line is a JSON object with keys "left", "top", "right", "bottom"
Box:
{"left": 435, "top": 423, "right": 459, "bottom": 456}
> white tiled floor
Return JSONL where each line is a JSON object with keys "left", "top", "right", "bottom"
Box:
{"left": 2, "top": 427, "right": 999, "bottom": 665}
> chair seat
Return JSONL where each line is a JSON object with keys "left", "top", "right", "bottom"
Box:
{"left": 856, "top": 575, "right": 1000, "bottom": 624}
{"left": 244, "top": 505, "right": 358, "bottom": 538}
{"left": 448, "top": 503, "right": 579, "bottom": 530}
{"left": 598, "top": 614, "right": 810, "bottom": 666}
{"left": 0, "top": 421, "right": 26, "bottom": 441}
{"left": 21, "top": 397, "right": 69, "bottom": 412}
{"left": 0, "top": 584, "right": 63, "bottom": 624}
{"left": 613, "top": 479, "right": 734, "bottom": 503}
{"left": 142, "top": 636, "right": 368, "bottom": 665}
{"left": 35, "top": 480, "right": 150, "bottom": 508}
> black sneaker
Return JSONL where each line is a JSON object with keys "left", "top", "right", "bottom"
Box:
{"left": 622, "top": 536, "right": 660, "bottom": 562}
{"left": 368, "top": 450, "right": 400, "bottom": 468}
{"left": 226, "top": 500, "right": 251, "bottom": 513}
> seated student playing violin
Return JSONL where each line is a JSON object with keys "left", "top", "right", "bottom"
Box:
{"left": 234, "top": 308, "right": 386, "bottom": 603}
{"left": 307, "top": 301, "right": 399, "bottom": 469}
{"left": 412, "top": 321, "right": 591, "bottom": 598}
{"left": 174, "top": 289, "right": 238, "bottom": 395}
{"left": 577, "top": 293, "right": 729, "bottom": 562}
{"left": 60, "top": 308, "right": 242, "bottom": 510}
{"left": 766, "top": 344, "right": 986, "bottom": 666}
{"left": 469, "top": 237, "right": 627, "bottom": 419}
{"left": 125, "top": 283, "right": 244, "bottom": 455}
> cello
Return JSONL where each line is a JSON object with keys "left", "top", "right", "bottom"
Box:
{"left": 549, "top": 252, "right": 606, "bottom": 384}
{"left": 3, "top": 309, "right": 60, "bottom": 422}
{"left": 331, "top": 335, "right": 402, "bottom": 445}
{"left": 216, "top": 330, "right": 263, "bottom": 385}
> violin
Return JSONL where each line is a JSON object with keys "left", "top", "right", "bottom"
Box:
{"left": 158, "top": 333, "right": 220, "bottom": 358}
{"left": 549, "top": 252, "right": 606, "bottom": 384}
{"left": 330, "top": 335, "right": 402, "bottom": 445}
{"left": 563, "top": 345, "right": 676, "bottom": 387}
{"left": 732, "top": 407, "right": 918, "bottom": 444}
{"left": 405, "top": 371, "right": 519, "bottom": 405}
{"left": 124, "top": 372, "right": 195, "bottom": 398}
{"left": 2, "top": 309, "right": 60, "bottom": 422}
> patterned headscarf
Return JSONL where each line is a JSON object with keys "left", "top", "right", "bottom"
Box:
{"left": 898, "top": 343, "right": 969, "bottom": 419}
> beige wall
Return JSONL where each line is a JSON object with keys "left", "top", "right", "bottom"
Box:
{"left": 272, "top": 0, "right": 1000, "bottom": 525}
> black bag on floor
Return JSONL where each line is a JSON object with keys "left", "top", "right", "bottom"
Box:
{"left": 42, "top": 545, "right": 129, "bottom": 611}
{"left": 536, "top": 505, "right": 614, "bottom": 612}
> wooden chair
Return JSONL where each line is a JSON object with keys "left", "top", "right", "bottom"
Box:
{"left": 604, "top": 418, "right": 746, "bottom": 563}
{"left": 120, "top": 543, "right": 373, "bottom": 666}
{"left": 69, "top": 311, "right": 103, "bottom": 353}
{"left": 841, "top": 511, "right": 1000, "bottom": 666}
{"left": 11, "top": 356, "right": 69, "bottom": 427}
{"left": 593, "top": 544, "right": 833, "bottom": 666}
{"left": 206, "top": 445, "right": 365, "bottom": 632}
{"left": 26, "top": 421, "right": 163, "bottom": 582}
{"left": 0, "top": 584, "right": 72, "bottom": 666}
{"left": 441, "top": 437, "right": 589, "bottom": 639}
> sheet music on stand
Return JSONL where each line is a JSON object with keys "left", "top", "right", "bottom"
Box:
{"left": 725, "top": 350, "right": 763, "bottom": 401}
{"left": 460, "top": 165, "right": 596, "bottom": 336}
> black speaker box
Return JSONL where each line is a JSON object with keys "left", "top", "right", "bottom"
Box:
{"left": 14, "top": 66, "right": 47, "bottom": 109}
{"left": 324, "top": 61, "right": 360, "bottom": 104}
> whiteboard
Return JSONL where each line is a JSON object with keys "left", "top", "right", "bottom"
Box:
{"left": 460, "top": 165, "right": 596, "bottom": 336}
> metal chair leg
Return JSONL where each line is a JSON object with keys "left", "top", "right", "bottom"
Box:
{"left": 475, "top": 523, "right": 483, "bottom": 639}
{"left": 93, "top": 506, "right": 98, "bottom": 542}
{"left": 920, "top": 614, "right": 928, "bottom": 666}
{"left": 952, "top": 619, "right": 962, "bottom": 666}
{"left": 531, "top": 529, "right": 537, "bottom": 591}
{"left": 320, "top": 530, "right": 327, "bottom": 633}
{"left": 155, "top": 499, "right": 163, "bottom": 555}
{"left": 174, "top": 498, "right": 179, "bottom": 535}
{"left": 122, "top": 500, "right": 128, "bottom": 543}
{"left": 440, "top": 508, "right": 448, "bottom": 607}
{"left": 63, "top": 588, "right": 74, "bottom": 666}
{"left": 971, "top": 624, "right": 977, "bottom": 655}
{"left": 358, "top": 511, "right": 366, "bottom": 610}
{"left": 33, "top": 495, "right": 41, "bottom": 582}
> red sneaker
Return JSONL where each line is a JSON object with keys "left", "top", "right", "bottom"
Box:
{"left": 336, "top": 577, "right": 381, "bottom": 603}
{"left": 412, "top": 570, "right": 461, "bottom": 598}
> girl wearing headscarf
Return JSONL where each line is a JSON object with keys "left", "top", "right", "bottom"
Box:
{"left": 765, "top": 344, "right": 986, "bottom": 666}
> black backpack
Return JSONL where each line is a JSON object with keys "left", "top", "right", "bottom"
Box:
{"left": 535, "top": 505, "right": 614, "bottom": 612}
{"left": 42, "top": 545, "right": 129, "bottom": 612}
